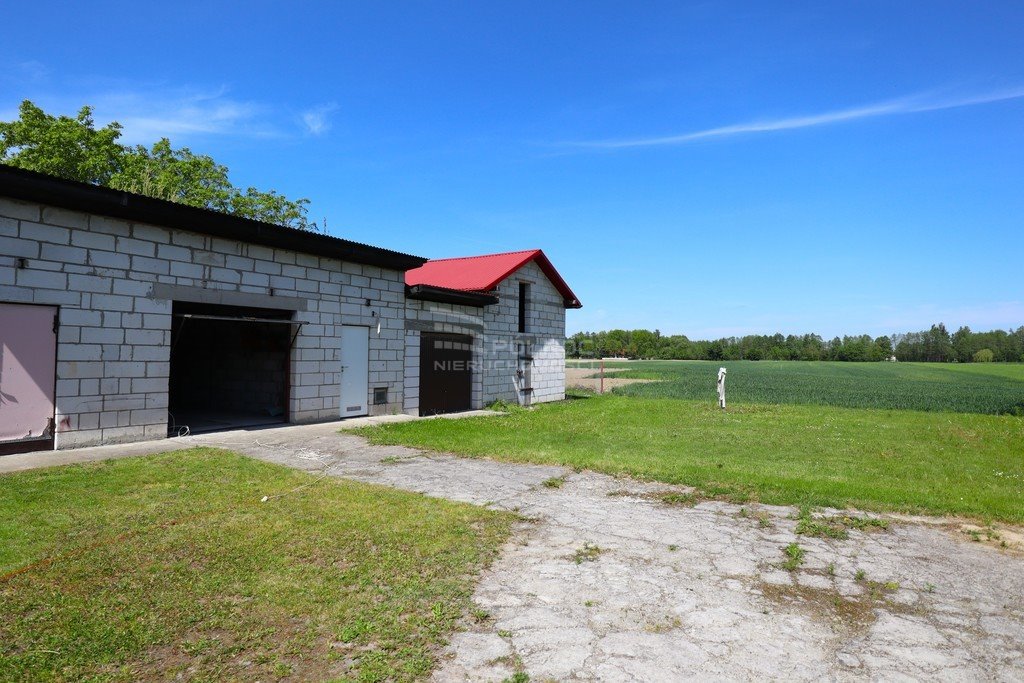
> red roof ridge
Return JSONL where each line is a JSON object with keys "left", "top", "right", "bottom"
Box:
{"left": 405, "top": 248, "right": 581, "bottom": 308}
{"left": 420, "top": 248, "right": 541, "bottom": 264}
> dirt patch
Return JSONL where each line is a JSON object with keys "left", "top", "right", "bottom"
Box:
{"left": 565, "top": 366, "right": 657, "bottom": 392}
{"left": 130, "top": 622, "right": 351, "bottom": 683}
{"left": 953, "top": 522, "right": 1024, "bottom": 554}
{"left": 758, "top": 582, "right": 880, "bottom": 634}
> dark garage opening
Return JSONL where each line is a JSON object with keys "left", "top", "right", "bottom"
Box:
{"left": 169, "top": 302, "right": 295, "bottom": 435}
{"left": 419, "top": 332, "right": 473, "bottom": 416}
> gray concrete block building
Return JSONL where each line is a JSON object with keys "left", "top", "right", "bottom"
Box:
{"left": 404, "top": 251, "right": 581, "bottom": 415}
{"left": 0, "top": 166, "right": 581, "bottom": 453}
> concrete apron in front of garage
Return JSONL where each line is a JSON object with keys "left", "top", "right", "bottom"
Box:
{"left": 4, "top": 419, "right": 1023, "bottom": 680}
{"left": 0, "top": 412, "right": 490, "bottom": 475}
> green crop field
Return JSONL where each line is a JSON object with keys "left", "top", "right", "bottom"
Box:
{"left": 569, "top": 360, "right": 1024, "bottom": 415}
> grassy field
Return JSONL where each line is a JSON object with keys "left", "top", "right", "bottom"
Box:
{"left": 569, "top": 360, "right": 1024, "bottom": 414}
{"left": 0, "top": 449, "right": 514, "bottom": 682}
{"left": 359, "top": 361, "right": 1024, "bottom": 523}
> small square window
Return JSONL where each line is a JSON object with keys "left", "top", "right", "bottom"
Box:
{"left": 373, "top": 387, "right": 388, "bottom": 405}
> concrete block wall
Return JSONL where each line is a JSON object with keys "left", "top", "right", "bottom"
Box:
{"left": 481, "top": 260, "right": 567, "bottom": 405}
{"left": 0, "top": 197, "right": 407, "bottom": 448}
{"left": 403, "top": 329, "right": 421, "bottom": 415}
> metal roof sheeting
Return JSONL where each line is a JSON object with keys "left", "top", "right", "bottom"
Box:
{"left": 405, "top": 249, "right": 582, "bottom": 308}
{"left": 0, "top": 165, "right": 427, "bottom": 271}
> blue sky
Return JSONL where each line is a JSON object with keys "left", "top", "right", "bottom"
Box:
{"left": 2, "top": 1, "right": 1022, "bottom": 338}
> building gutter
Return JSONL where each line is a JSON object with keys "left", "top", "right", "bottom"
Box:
{"left": 405, "top": 285, "right": 499, "bottom": 307}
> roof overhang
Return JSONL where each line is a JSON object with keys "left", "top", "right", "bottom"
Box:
{"left": 530, "top": 251, "right": 582, "bottom": 309}
{"left": 405, "top": 248, "right": 582, "bottom": 309}
{"left": 0, "top": 165, "right": 427, "bottom": 271}
{"left": 405, "top": 284, "right": 499, "bottom": 308}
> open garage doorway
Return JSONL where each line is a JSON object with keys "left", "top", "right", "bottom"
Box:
{"left": 169, "top": 302, "right": 296, "bottom": 435}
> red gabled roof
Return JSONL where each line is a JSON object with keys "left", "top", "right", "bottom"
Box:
{"left": 405, "top": 249, "right": 582, "bottom": 308}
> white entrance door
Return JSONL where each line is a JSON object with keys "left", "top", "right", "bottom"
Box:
{"left": 340, "top": 325, "right": 369, "bottom": 417}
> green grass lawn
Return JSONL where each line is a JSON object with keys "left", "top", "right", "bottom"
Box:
{"left": 568, "top": 360, "right": 1024, "bottom": 415}
{"left": 0, "top": 448, "right": 514, "bottom": 682}
{"left": 357, "top": 395, "right": 1024, "bottom": 523}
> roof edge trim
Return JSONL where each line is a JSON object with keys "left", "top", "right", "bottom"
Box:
{"left": 405, "top": 284, "right": 499, "bottom": 308}
{"left": 0, "top": 165, "right": 427, "bottom": 271}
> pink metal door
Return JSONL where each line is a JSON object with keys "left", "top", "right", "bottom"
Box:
{"left": 0, "top": 303, "right": 57, "bottom": 452}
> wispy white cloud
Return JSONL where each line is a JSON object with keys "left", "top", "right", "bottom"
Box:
{"left": 0, "top": 59, "right": 50, "bottom": 87}
{"left": 82, "top": 87, "right": 275, "bottom": 144}
{"left": 1, "top": 67, "right": 325, "bottom": 144}
{"left": 300, "top": 103, "right": 338, "bottom": 136}
{"left": 16, "top": 60, "right": 50, "bottom": 83}
{"left": 564, "top": 86, "right": 1024, "bottom": 150}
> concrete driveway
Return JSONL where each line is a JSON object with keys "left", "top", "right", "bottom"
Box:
{"left": 4, "top": 420, "right": 1023, "bottom": 681}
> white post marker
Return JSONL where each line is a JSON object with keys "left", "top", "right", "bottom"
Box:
{"left": 717, "top": 367, "right": 727, "bottom": 409}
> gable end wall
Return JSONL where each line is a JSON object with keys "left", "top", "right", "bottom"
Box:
{"left": 402, "top": 259, "right": 567, "bottom": 413}
{"left": 482, "top": 260, "right": 566, "bottom": 405}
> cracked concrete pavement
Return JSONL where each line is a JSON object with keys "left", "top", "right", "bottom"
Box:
{"left": 5, "top": 419, "right": 1023, "bottom": 681}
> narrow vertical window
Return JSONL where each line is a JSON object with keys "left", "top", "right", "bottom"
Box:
{"left": 518, "top": 282, "right": 529, "bottom": 333}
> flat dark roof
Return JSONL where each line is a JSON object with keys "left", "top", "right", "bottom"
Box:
{"left": 0, "top": 165, "right": 427, "bottom": 271}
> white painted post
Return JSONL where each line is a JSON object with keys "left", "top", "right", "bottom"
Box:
{"left": 717, "top": 367, "right": 727, "bottom": 409}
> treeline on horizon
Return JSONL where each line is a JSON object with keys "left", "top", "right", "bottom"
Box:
{"left": 566, "top": 323, "right": 1024, "bottom": 363}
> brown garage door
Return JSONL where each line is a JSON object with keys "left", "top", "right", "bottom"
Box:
{"left": 0, "top": 303, "right": 58, "bottom": 454}
{"left": 419, "top": 332, "right": 472, "bottom": 416}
